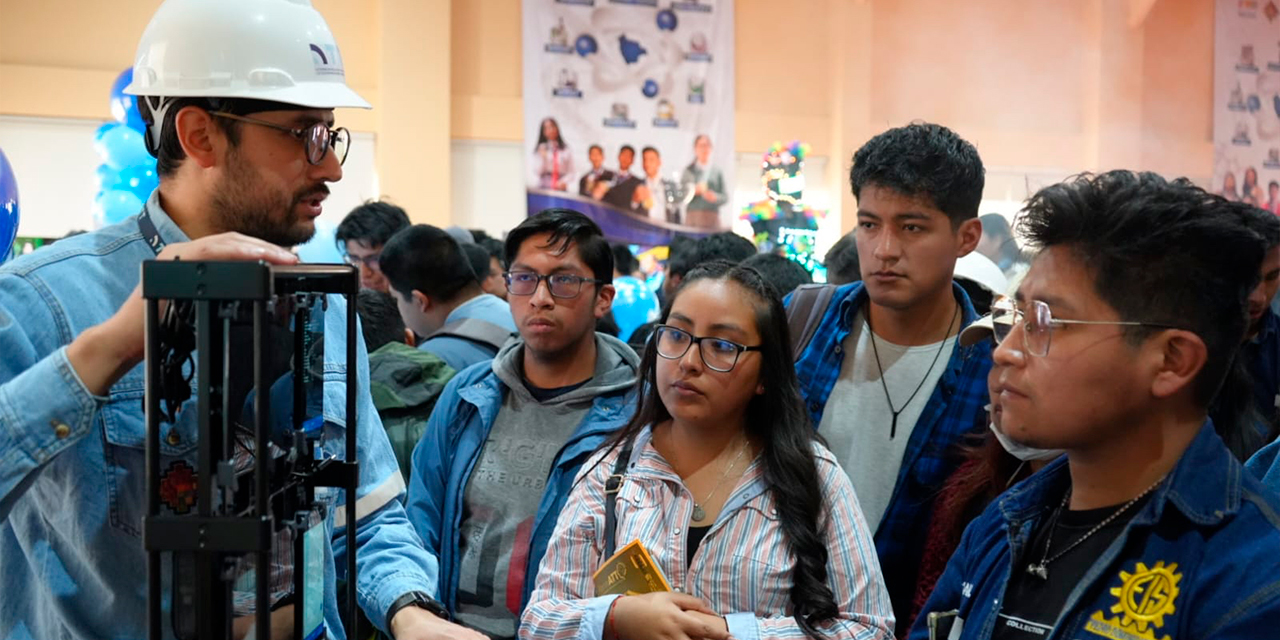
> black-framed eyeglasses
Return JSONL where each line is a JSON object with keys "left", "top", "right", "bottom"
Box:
{"left": 652, "top": 325, "right": 762, "bottom": 373}
{"left": 343, "top": 252, "right": 381, "bottom": 270}
{"left": 504, "top": 271, "right": 604, "bottom": 298}
{"left": 209, "top": 111, "right": 351, "bottom": 166}
{"left": 990, "top": 299, "right": 1180, "bottom": 357}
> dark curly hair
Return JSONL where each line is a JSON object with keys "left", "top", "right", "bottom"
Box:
{"left": 849, "top": 122, "right": 985, "bottom": 225}
{"left": 1018, "top": 171, "right": 1265, "bottom": 406}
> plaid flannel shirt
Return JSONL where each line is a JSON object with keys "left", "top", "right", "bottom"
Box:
{"left": 787, "top": 281, "right": 993, "bottom": 631}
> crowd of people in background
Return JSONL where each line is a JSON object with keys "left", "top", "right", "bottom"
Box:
{"left": 323, "top": 123, "right": 1280, "bottom": 640}
{"left": 5, "top": 2, "right": 1280, "bottom": 637}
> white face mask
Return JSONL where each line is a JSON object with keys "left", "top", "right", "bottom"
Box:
{"left": 988, "top": 420, "right": 1064, "bottom": 462}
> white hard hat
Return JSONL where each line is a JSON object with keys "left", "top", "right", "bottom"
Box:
{"left": 123, "top": 0, "right": 370, "bottom": 110}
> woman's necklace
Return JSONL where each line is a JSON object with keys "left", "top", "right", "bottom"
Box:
{"left": 692, "top": 437, "right": 747, "bottom": 523}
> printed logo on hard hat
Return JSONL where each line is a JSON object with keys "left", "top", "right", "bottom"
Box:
{"left": 309, "top": 43, "right": 346, "bottom": 77}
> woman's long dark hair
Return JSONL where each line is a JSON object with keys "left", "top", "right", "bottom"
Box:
{"left": 602, "top": 260, "right": 839, "bottom": 637}
{"left": 536, "top": 117, "right": 566, "bottom": 150}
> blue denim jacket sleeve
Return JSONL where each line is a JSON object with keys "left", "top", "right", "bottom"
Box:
{"left": 0, "top": 273, "right": 106, "bottom": 522}
{"left": 1246, "top": 438, "right": 1280, "bottom": 488}
{"left": 322, "top": 295, "right": 440, "bottom": 632}
{"left": 405, "top": 372, "right": 469, "bottom": 599}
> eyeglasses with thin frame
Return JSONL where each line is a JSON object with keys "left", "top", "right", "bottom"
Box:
{"left": 209, "top": 111, "right": 351, "bottom": 166}
{"left": 652, "top": 325, "right": 762, "bottom": 373}
{"left": 343, "top": 252, "right": 381, "bottom": 270}
{"left": 990, "top": 299, "right": 1180, "bottom": 357}
{"left": 503, "top": 271, "right": 604, "bottom": 298}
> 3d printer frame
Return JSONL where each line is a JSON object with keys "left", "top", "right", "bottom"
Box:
{"left": 142, "top": 261, "right": 360, "bottom": 640}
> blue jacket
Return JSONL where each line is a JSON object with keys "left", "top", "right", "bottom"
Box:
{"left": 788, "top": 281, "right": 993, "bottom": 626}
{"left": 0, "top": 194, "right": 437, "bottom": 639}
{"left": 419, "top": 293, "right": 517, "bottom": 372}
{"left": 911, "top": 422, "right": 1280, "bottom": 640}
{"left": 405, "top": 335, "right": 639, "bottom": 615}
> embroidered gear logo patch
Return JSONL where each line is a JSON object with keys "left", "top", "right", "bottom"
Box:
{"left": 1085, "top": 561, "right": 1181, "bottom": 640}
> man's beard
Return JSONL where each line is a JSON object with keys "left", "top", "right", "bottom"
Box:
{"left": 210, "top": 155, "right": 326, "bottom": 247}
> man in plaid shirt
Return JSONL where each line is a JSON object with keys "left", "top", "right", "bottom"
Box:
{"left": 789, "top": 123, "right": 993, "bottom": 634}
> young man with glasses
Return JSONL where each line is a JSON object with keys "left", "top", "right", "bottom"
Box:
{"left": 378, "top": 224, "right": 517, "bottom": 373}
{"left": 912, "top": 171, "right": 1280, "bottom": 640}
{"left": 0, "top": 1, "right": 479, "bottom": 638}
{"left": 336, "top": 200, "right": 411, "bottom": 293}
{"left": 405, "top": 208, "right": 640, "bottom": 640}
{"left": 787, "top": 123, "right": 991, "bottom": 631}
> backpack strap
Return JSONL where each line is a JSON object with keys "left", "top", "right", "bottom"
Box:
{"left": 425, "top": 317, "right": 514, "bottom": 353}
{"left": 602, "top": 436, "right": 636, "bottom": 560}
{"left": 787, "top": 284, "right": 838, "bottom": 362}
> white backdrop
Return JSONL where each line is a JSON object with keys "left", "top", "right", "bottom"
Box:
{"left": 521, "top": 0, "right": 735, "bottom": 225}
{"left": 1213, "top": 0, "right": 1280, "bottom": 205}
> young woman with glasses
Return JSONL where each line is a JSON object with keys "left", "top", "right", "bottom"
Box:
{"left": 520, "top": 261, "right": 895, "bottom": 640}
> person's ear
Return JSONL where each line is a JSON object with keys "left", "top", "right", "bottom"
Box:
{"left": 412, "top": 290, "right": 432, "bottom": 315}
{"left": 174, "top": 106, "right": 219, "bottom": 169}
{"left": 1149, "top": 330, "right": 1208, "bottom": 400}
{"left": 955, "top": 217, "right": 982, "bottom": 256}
{"left": 594, "top": 283, "right": 616, "bottom": 319}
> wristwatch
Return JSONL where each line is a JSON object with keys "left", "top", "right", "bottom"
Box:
{"left": 385, "top": 591, "right": 449, "bottom": 631}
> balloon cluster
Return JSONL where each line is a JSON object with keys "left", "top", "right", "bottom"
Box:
{"left": 93, "top": 69, "right": 157, "bottom": 227}
{"left": 611, "top": 276, "right": 660, "bottom": 343}
{"left": 0, "top": 148, "right": 18, "bottom": 261}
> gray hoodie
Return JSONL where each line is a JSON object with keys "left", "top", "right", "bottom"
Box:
{"left": 453, "top": 333, "right": 639, "bottom": 638}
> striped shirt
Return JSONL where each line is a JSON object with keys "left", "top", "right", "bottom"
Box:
{"left": 520, "top": 427, "right": 895, "bottom": 640}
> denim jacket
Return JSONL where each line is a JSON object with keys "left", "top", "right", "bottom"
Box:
{"left": 0, "top": 194, "right": 437, "bottom": 639}
{"left": 404, "top": 339, "right": 638, "bottom": 616}
{"left": 910, "top": 422, "right": 1280, "bottom": 640}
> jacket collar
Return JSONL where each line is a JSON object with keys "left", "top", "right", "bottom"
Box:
{"left": 834, "top": 280, "right": 983, "bottom": 334}
{"left": 999, "top": 421, "right": 1243, "bottom": 528}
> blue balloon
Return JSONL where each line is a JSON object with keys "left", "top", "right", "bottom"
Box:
{"left": 642, "top": 79, "right": 659, "bottom": 98}
{"left": 575, "top": 34, "right": 599, "bottom": 57}
{"left": 95, "top": 163, "right": 125, "bottom": 193}
{"left": 611, "top": 276, "right": 660, "bottom": 342}
{"left": 295, "top": 221, "right": 344, "bottom": 263}
{"left": 94, "top": 122, "right": 117, "bottom": 143}
{"left": 94, "top": 189, "right": 144, "bottom": 227}
{"left": 0, "top": 149, "right": 19, "bottom": 262}
{"left": 109, "top": 69, "right": 147, "bottom": 133}
{"left": 656, "top": 9, "right": 678, "bottom": 31}
{"left": 95, "top": 123, "right": 153, "bottom": 171}
{"left": 118, "top": 164, "right": 159, "bottom": 201}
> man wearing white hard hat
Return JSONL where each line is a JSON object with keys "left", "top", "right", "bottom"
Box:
{"left": 0, "top": 1, "right": 483, "bottom": 639}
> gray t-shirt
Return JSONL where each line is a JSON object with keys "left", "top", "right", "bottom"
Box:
{"left": 454, "top": 392, "right": 582, "bottom": 638}
{"left": 453, "top": 335, "right": 639, "bottom": 639}
{"left": 817, "top": 311, "right": 955, "bottom": 533}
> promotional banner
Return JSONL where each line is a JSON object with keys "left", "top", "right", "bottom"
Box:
{"left": 1214, "top": 0, "right": 1280, "bottom": 210}
{"left": 522, "top": 0, "right": 735, "bottom": 243}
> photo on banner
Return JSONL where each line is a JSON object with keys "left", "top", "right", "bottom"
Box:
{"left": 1214, "top": 0, "right": 1280, "bottom": 212}
{"left": 521, "top": 0, "right": 736, "bottom": 245}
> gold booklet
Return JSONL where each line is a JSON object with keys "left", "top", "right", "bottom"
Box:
{"left": 593, "top": 539, "right": 672, "bottom": 596}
